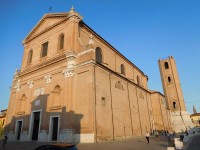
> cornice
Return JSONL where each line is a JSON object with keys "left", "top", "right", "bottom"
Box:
{"left": 23, "top": 13, "right": 69, "bottom": 43}
{"left": 24, "top": 17, "right": 67, "bottom": 44}
{"left": 79, "top": 60, "right": 151, "bottom": 94}
{"left": 98, "top": 63, "right": 150, "bottom": 94}
{"left": 79, "top": 21, "right": 147, "bottom": 77}
{"left": 24, "top": 11, "right": 83, "bottom": 44}
{"left": 20, "top": 53, "right": 66, "bottom": 77}
{"left": 149, "top": 90, "right": 165, "bottom": 97}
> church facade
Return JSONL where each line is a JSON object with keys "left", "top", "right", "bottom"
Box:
{"left": 5, "top": 8, "right": 171, "bottom": 143}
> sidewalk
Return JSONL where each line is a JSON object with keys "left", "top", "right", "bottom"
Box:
{"left": 1, "top": 136, "right": 169, "bottom": 150}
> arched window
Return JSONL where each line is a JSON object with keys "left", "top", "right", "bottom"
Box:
{"left": 168, "top": 76, "right": 171, "bottom": 83}
{"left": 173, "top": 101, "right": 176, "bottom": 109}
{"left": 137, "top": 76, "right": 140, "bottom": 85}
{"left": 27, "top": 50, "right": 33, "bottom": 64}
{"left": 41, "top": 42, "right": 48, "bottom": 57}
{"left": 95, "top": 47, "right": 103, "bottom": 63}
{"left": 58, "top": 34, "right": 64, "bottom": 50}
{"left": 164, "top": 62, "right": 169, "bottom": 69}
{"left": 120, "top": 64, "right": 125, "bottom": 75}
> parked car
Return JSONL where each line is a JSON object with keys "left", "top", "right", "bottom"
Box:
{"left": 35, "top": 143, "right": 78, "bottom": 150}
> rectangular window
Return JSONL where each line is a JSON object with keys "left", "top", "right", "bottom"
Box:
{"left": 41, "top": 42, "right": 48, "bottom": 57}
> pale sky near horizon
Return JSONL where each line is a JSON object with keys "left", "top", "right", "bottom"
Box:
{"left": 0, "top": 0, "right": 200, "bottom": 114}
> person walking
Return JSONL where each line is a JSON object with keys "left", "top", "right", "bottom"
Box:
{"left": 2, "top": 135, "right": 8, "bottom": 150}
{"left": 145, "top": 131, "right": 150, "bottom": 144}
{"left": 155, "top": 130, "right": 159, "bottom": 141}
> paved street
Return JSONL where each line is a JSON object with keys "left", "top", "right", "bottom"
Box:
{"left": 183, "top": 135, "right": 200, "bottom": 150}
{"left": 1, "top": 136, "right": 169, "bottom": 150}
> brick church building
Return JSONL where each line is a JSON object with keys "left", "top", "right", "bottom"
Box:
{"left": 5, "top": 7, "right": 172, "bottom": 143}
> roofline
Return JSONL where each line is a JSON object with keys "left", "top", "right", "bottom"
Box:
{"left": 190, "top": 113, "right": 200, "bottom": 117}
{"left": 23, "top": 12, "right": 70, "bottom": 44}
{"left": 95, "top": 62, "right": 151, "bottom": 94}
{"left": 149, "top": 90, "right": 165, "bottom": 97}
{"left": 23, "top": 11, "right": 146, "bottom": 78}
{"left": 1, "top": 109, "right": 7, "bottom": 113}
{"left": 80, "top": 21, "right": 147, "bottom": 77}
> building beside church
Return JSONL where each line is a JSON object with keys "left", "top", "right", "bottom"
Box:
{"left": 190, "top": 113, "right": 200, "bottom": 127}
{"left": 0, "top": 109, "right": 7, "bottom": 139}
{"left": 4, "top": 7, "right": 171, "bottom": 143}
{"left": 190, "top": 106, "right": 200, "bottom": 127}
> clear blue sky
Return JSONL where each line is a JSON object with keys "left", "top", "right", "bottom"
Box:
{"left": 0, "top": 0, "right": 200, "bottom": 114}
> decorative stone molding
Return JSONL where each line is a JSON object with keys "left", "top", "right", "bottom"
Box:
{"left": 89, "top": 34, "right": 94, "bottom": 45}
{"left": 115, "top": 81, "right": 124, "bottom": 91}
{"left": 62, "top": 68, "right": 74, "bottom": 77}
{"left": 27, "top": 80, "right": 34, "bottom": 88}
{"left": 49, "top": 105, "right": 62, "bottom": 111}
{"left": 34, "top": 88, "right": 45, "bottom": 97}
{"left": 63, "top": 50, "right": 77, "bottom": 78}
{"left": 44, "top": 75, "right": 52, "bottom": 83}
{"left": 16, "top": 111, "right": 25, "bottom": 115}
{"left": 139, "top": 92, "right": 144, "bottom": 99}
{"left": 15, "top": 79, "right": 21, "bottom": 92}
{"left": 70, "top": 6, "right": 74, "bottom": 13}
{"left": 69, "top": 6, "right": 83, "bottom": 23}
{"left": 13, "top": 69, "right": 20, "bottom": 81}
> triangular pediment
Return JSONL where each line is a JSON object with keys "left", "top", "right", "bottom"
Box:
{"left": 33, "top": 17, "right": 64, "bottom": 35}
{"left": 24, "top": 13, "right": 69, "bottom": 43}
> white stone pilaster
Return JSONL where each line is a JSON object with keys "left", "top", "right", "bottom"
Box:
{"left": 63, "top": 51, "right": 77, "bottom": 78}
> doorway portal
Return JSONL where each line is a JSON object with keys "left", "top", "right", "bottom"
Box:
{"left": 16, "top": 121, "right": 22, "bottom": 140}
{"left": 32, "top": 111, "right": 40, "bottom": 140}
{"left": 51, "top": 117, "right": 59, "bottom": 141}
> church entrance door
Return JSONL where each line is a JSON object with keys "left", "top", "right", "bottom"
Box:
{"left": 32, "top": 111, "right": 40, "bottom": 140}
{"left": 51, "top": 117, "right": 59, "bottom": 141}
{"left": 16, "top": 121, "right": 22, "bottom": 140}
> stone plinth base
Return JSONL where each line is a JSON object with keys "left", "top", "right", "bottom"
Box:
{"left": 74, "top": 134, "right": 94, "bottom": 143}
{"left": 171, "top": 111, "right": 194, "bottom": 132}
{"left": 167, "top": 147, "right": 175, "bottom": 150}
{"left": 20, "top": 131, "right": 28, "bottom": 141}
{"left": 38, "top": 130, "right": 48, "bottom": 142}
{"left": 7, "top": 131, "right": 14, "bottom": 141}
{"left": 59, "top": 129, "right": 74, "bottom": 143}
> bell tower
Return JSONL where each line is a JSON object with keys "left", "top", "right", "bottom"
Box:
{"left": 158, "top": 56, "right": 186, "bottom": 111}
{"left": 158, "top": 56, "right": 194, "bottom": 132}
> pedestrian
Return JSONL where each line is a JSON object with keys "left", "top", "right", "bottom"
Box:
{"left": 145, "top": 131, "right": 150, "bottom": 144}
{"left": 167, "top": 131, "right": 170, "bottom": 140}
{"left": 172, "top": 131, "right": 176, "bottom": 138}
{"left": 2, "top": 135, "right": 8, "bottom": 150}
{"left": 155, "top": 130, "right": 159, "bottom": 141}
{"left": 164, "top": 130, "right": 167, "bottom": 136}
